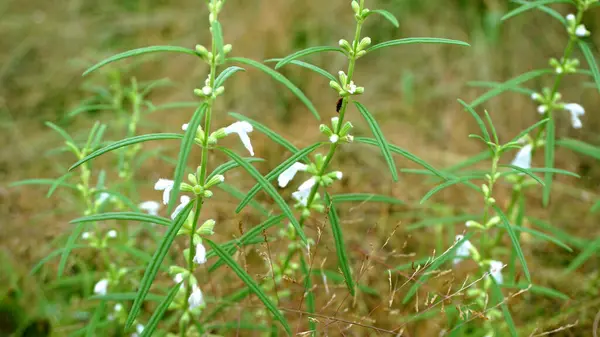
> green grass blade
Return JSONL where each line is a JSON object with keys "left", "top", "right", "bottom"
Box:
{"left": 9, "top": 179, "right": 78, "bottom": 192}
{"left": 527, "top": 167, "right": 579, "bottom": 178}
{"left": 214, "top": 66, "right": 245, "bottom": 88}
{"left": 510, "top": 118, "right": 549, "bottom": 143}
{"left": 490, "top": 279, "right": 517, "bottom": 337}
{"left": 205, "top": 239, "right": 291, "bottom": 335}
{"left": 366, "top": 38, "right": 470, "bottom": 53}
{"left": 566, "top": 237, "right": 600, "bottom": 273}
{"left": 91, "top": 292, "right": 165, "bottom": 302}
{"left": 208, "top": 157, "right": 265, "bottom": 181}
{"left": 227, "top": 57, "right": 320, "bottom": 120}
{"left": 275, "top": 46, "right": 344, "bottom": 69}
{"left": 407, "top": 214, "right": 479, "bottom": 231}
{"left": 228, "top": 112, "right": 301, "bottom": 155}
{"left": 69, "top": 133, "right": 184, "bottom": 171}
{"left": 512, "top": 0, "right": 567, "bottom": 23}
{"left": 140, "top": 282, "right": 183, "bottom": 337}
{"left": 45, "top": 121, "right": 75, "bottom": 144}
{"left": 264, "top": 59, "right": 337, "bottom": 82}
{"left": 367, "top": 9, "right": 399, "bottom": 27}
{"left": 493, "top": 205, "right": 531, "bottom": 283}
{"left": 543, "top": 117, "right": 555, "bottom": 207}
{"left": 125, "top": 201, "right": 194, "bottom": 329}
{"left": 30, "top": 245, "right": 88, "bottom": 275}
{"left": 212, "top": 21, "right": 225, "bottom": 63}
{"left": 57, "top": 220, "right": 89, "bottom": 277}
{"left": 527, "top": 216, "right": 586, "bottom": 248}
{"left": 468, "top": 81, "right": 535, "bottom": 95}
{"left": 354, "top": 102, "right": 398, "bottom": 181}
{"left": 208, "top": 215, "right": 285, "bottom": 272}
{"left": 469, "top": 69, "right": 553, "bottom": 108}
{"left": 83, "top": 46, "right": 198, "bottom": 76}
{"left": 355, "top": 137, "right": 447, "bottom": 179}
{"left": 501, "top": 164, "right": 545, "bottom": 185}
{"left": 218, "top": 147, "right": 307, "bottom": 244}
{"left": 331, "top": 193, "right": 404, "bottom": 205}
{"left": 325, "top": 193, "right": 356, "bottom": 296}
{"left": 557, "top": 138, "right": 600, "bottom": 160}
{"left": 168, "top": 104, "right": 206, "bottom": 213}
{"left": 70, "top": 212, "right": 172, "bottom": 227}
{"left": 500, "top": 282, "right": 569, "bottom": 300}
{"left": 578, "top": 41, "right": 600, "bottom": 93}
{"left": 458, "top": 99, "right": 490, "bottom": 143}
{"left": 500, "top": 223, "right": 572, "bottom": 252}
{"left": 502, "top": 0, "right": 573, "bottom": 21}
{"left": 235, "top": 143, "right": 322, "bottom": 213}
{"left": 299, "top": 255, "right": 316, "bottom": 336}
{"left": 420, "top": 176, "right": 481, "bottom": 204}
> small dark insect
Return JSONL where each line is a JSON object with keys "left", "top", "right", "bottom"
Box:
{"left": 336, "top": 97, "right": 343, "bottom": 113}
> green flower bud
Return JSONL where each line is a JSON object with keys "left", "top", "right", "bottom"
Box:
{"left": 331, "top": 116, "right": 340, "bottom": 130}
{"left": 198, "top": 219, "right": 216, "bottom": 236}
{"left": 355, "top": 50, "right": 367, "bottom": 58}
{"left": 180, "top": 182, "right": 194, "bottom": 192}
{"left": 214, "top": 86, "right": 225, "bottom": 96}
{"left": 188, "top": 173, "right": 198, "bottom": 186}
{"left": 195, "top": 44, "right": 208, "bottom": 56}
{"left": 351, "top": 1, "right": 360, "bottom": 14}
{"left": 223, "top": 44, "right": 232, "bottom": 54}
{"left": 192, "top": 185, "right": 204, "bottom": 195}
{"left": 481, "top": 184, "right": 490, "bottom": 197}
{"left": 205, "top": 174, "right": 225, "bottom": 188}
{"left": 319, "top": 124, "right": 333, "bottom": 136}
{"left": 338, "top": 39, "right": 352, "bottom": 53}
{"left": 203, "top": 190, "right": 213, "bottom": 198}
{"left": 339, "top": 121, "right": 353, "bottom": 136}
{"left": 337, "top": 71, "right": 348, "bottom": 86}
{"left": 358, "top": 37, "right": 371, "bottom": 51}
{"left": 329, "top": 80, "right": 343, "bottom": 93}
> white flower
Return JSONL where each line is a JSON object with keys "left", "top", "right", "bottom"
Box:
{"left": 530, "top": 92, "right": 541, "bottom": 101}
{"left": 114, "top": 303, "right": 123, "bottom": 312}
{"left": 537, "top": 105, "right": 547, "bottom": 114}
{"left": 154, "top": 179, "right": 175, "bottom": 205}
{"left": 511, "top": 144, "right": 532, "bottom": 170}
{"left": 347, "top": 81, "right": 357, "bottom": 94}
{"left": 576, "top": 24, "right": 590, "bottom": 37}
{"left": 174, "top": 273, "right": 184, "bottom": 283}
{"left": 202, "top": 86, "right": 212, "bottom": 96}
{"left": 292, "top": 177, "right": 317, "bottom": 206}
{"left": 193, "top": 243, "right": 207, "bottom": 265}
{"left": 107, "top": 230, "right": 117, "bottom": 238}
{"left": 453, "top": 235, "right": 474, "bottom": 265}
{"left": 131, "top": 324, "right": 144, "bottom": 337}
{"left": 330, "top": 134, "right": 339, "bottom": 143}
{"left": 564, "top": 103, "right": 585, "bottom": 129}
{"left": 94, "top": 279, "right": 109, "bottom": 295}
{"left": 97, "top": 192, "right": 110, "bottom": 204}
{"left": 566, "top": 13, "right": 575, "bottom": 22}
{"left": 224, "top": 121, "right": 254, "bottom": 156}
{"left": 139, "top": 201, "right": 161, "bottom": 216}
{"left": 171, "top": 195, "right": 191, "bottom": 220}
{"left": 334, "top": 171, "right": 343, "bottom": 180}
{"left": 182, "top": 123, "right": 189, "bottom": 131}
{"left": 489, "top": 260, "right": 504, "bottom": 284}
{"left": 188, "top": 284, "right": 204, "bottom": 309}
{"left": 277, "top": 162, "right": 308, "bottom": 188}
{"left": 82, "top": 232, "right": 91, "bottom": 240}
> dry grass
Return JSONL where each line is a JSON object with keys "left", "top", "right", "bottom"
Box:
{"left": 1, "top": 0, "right": 600, "bottom": 336}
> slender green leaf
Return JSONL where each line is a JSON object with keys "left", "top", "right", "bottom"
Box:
{"left": 202, "top": 288, "right": 251, "bottom": 323}
{"left": 528, "top": 167, "right": 579, "bottom": 178}
{"left": 265, "top": 59, "right": 337, "bottom": 82}
{"left": 512, "top": 0, "right": 567, "bottom": 23}
{"left": 366, "top": 38, "right": 470, "bottom": 53}
{"left": 580, "top": 40, "right": 600, "bottom": 93}
{"left": 499, "top": 223, "right": 572, "bottom": 251}
{"left": 205, "top": 239, "right": 291, "bottom": 335}
{"left": 510, "top": 118, "right": 549, "bottom": 143}
{"left": 527, "top": 216, "right": 586, "bottom": 248}
{"left": 493, "top": 205, "right": 531, "bottom": 282}
{"left": 86, "top": 300, "right": 105, "bottom": 337}
{"left": 83, "top": 46, "right": 198, "bottom": 76}
{"left": 30, "top": 245, "right": 88, "bottom": 275}
{"left": 501, "top": 164, "right": 545, "bottom": 185}
{"left": 45, "top": 121, "right": 76, "bottom": 144}
{"left": 214, "top": 66, "right": 245, "bottom": 88}
{"left": 57, "top": 220, "right": 90, "bottom": 277}
{"left": 543, "top": 117, "right": 555, "bottom": 207}
{"left": 444, "top": 150, "right": 492, "bottom": 173}
{"left": 469, "top": 69, "right": 553, "bottom": 108}
{"left": 354, "top": 102, "right": 398, "bottom": 181}
{"left": 275, "top": 46, "right": 344, "bottom": 69}
{"left": 468, "top": 81, "right": 534, "bottom": 95}
{"left": 227, "top": 57, "right": 320, "bottom": 120}
{"left": 229, "top": 112, "right": 302, "bottom": 155}
{"left": 355, "top": 137, "right": 447, "bottom": 179}
{"left": 141, "top": 282, "right": 183, "bottom": 337}
{"left": 458, "top": 99, "right": 490, "bottom": 143}
{"left": 366, "top": 9, "right": 399, "bottom": 27}
{"left": 566, "top": 237, "right": 600, "bottom": 273}
{"left": 407, "top": 214, "right": 480, "bottom": 231}
{"left": 218, "top": 147, "right": 307, "bottom": 244}
{"left": 235, "top": 143, "right": 322, "bottom": 213}
{"left": 325, "top": 193, "right": 355, "bottom": 296}
{"left": 299, "top": 255, "right": 316, "bottom": 335}
{"left": 92, "top": 292, "right": 165, "bottom": 302}
{"left": 500, "top": 282, "right": 569, "bottom": 300}
{"left": 66, "top": 104, "right": 114, "bottom": 118}
{"left": 331, "top": 193, "right": 404, "bottom": 205}
{"left": 71, "top": 212, "right": 172, "bottom": 227}
{"left": 208, "top": 157, "right": 265, "bottom": 181}
{"left": 420, "top": 176, "right": 482, "bottom": 204}
{"left": 69, "top": 133, "right": 184, "bottom": 171}
{"left": 212, "top": 21, "right": 225, "bottom": 63}
{"left": 490, "top": 279, "right": 517, "bottom": 337}
{"left": 168, "top": 104, "right": 206, "bottom": 213}
{"left": 125, "top": 201, "right": 194, "bottom": 329}
{"left": 502, "top": 0, "right": 573, "bottom": 21}
{"left": 557, "top": 138, "right": 600, "bottom": 160}
{"left": 10, "top": 179, "right": 78, "bottom": 191}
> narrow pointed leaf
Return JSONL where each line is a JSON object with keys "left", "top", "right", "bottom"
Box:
{"left": 214, "top": 66, "right": 245, "bottom": 88}
{"left": 83, "top": 46, "right": 198, "bottom": 76}
{"left": 579, "top": 41, "right": 600, "bottom": 93}
{"left": 543, "top": 117, "right": 555, "bottom": 207}
{"left": 499, "top": 223, "right": 572, "bottom": 251}
{"left": 140, "top": 282, "right": 183, "bottom": 337}
{"left": 226, "top": 57, "right": 320, "bottom": 120}
{"left": 493, "top": 205, "right": 531, "bottom": 282}
{"left": 557, "top": 138, "right": 600, "bottom": 160}
{"left": 275, "top": 46, "right": 344, "bottom": 69}
{"left": 354, "top": 102, "right": 398, "bottom": 181}
{"left": 566, "top": 237, "right": 600, "bottom": 273}
{"left": 501, "top": 164, "right": 545, "bottom": 185}
{"left": 205, "top": 239, "right": 291, "bottom": 335}
{"left": 10, "top": 179, "right": 78, "bottom": 191}
{"left": 366, "top": 38, "right": 470, "bottom": 53}
{"left": 265, "top": 59, "right": 337, "bottom": 82}
{"left": 217, "top": 183, "right": 270, "bottom": 216}
{"left": 218, "top": 147, "right": 307, "bottom": 244}
{"left": 325, "top": 193, "right": 356, "bottom": 296}
{"left": 458, "top": 99, "right": 490, "bottom": 143}
{"left": 469, "top": 69, "right": 553, "bottom": 108}
{"left": 30, "top": 245, "right": 88, "bottom": 275}
{"left": 512, "top": 0, "right": 567, "bottom": 23}
{"left": 208, "top": 157, "right": 264, "bottom": 181}
{"left": 299, "top": 255, "right": 316, "bottom": 335}
{"left": 212, "top": 21, "right": 225, "bottom": 63}
{"left": 168, "top": 104, "right": 206, "bottom": 213}
{"left": 420, "top": 176, "right": 482, "bottom": 204}
{"left": 45, "top": 121, "right": 76, "bottom": 144}
{"left": 71, "top": 212, "right": 172, "bottom": 227}
{"left": 502, "top": 0, "right": 573, "bottom": 21}
{"left": 235, "top": 143, "right": 322, "bottom": 213}
{"left": 510, "top": 118, "right": 549, "bottom": 143}
{"left": 366, "top": 9, "right": 399, "bottom": 27}
{"left": 468, "top": 81, "right": 534, "bottom": 96}
{"left": 229, "top": 112, "right": 302, "bottom": 155}
{"left": 125, "top": 201, "right": 194, "bottom": 329}
{"left": 331, "top": 193, "right": 404, "bottom": 205}
{"left": 490, "top": 279, "right": 517, "bottom": 337}
{"left": 57, "top": 220, "right": 89, "bottom": 277}
{"left": 69, "top": 133, "right": 184, "bottom": 171}
{"left": 500, "top": 282, "right": 569, "bottom": 300}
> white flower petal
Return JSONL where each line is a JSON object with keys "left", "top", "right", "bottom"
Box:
{"left": 193, "top": 243, "right": 207, "bottom": 265}
{"left": 489, "top": 260, "right": 504, "bottom": 284}
{"left": 82, "top": 232, "right": 90, "bottom": 240}
{"left": 188, "top": 284, "right": 204, "bottom": 309}
{"left": 292, "top": 188, "right": 311, "bottom": 206}
{"left": 224, "top": 121, "right": 254, "bottom": 156}
{"left": 334, "top": 171, "right": 343, "bottom": 180}
{"left": 139, "top": 201, "right": 161, "bottom": 216}
{"left": 329, "top": 134, "right": 339, "bottom": 143}
{"left": 511, "top": 144, "right": 532, "bottom": 170}
{"left": 182, "top": 123, "right": 189, "bottom": 131}
{"left": 277, "top": 162, "right": 308, "bottom": 188}
{"left": 564, "top": 103, "right": 585, "bottom": 128}
{"left": 576, "top": 24, "right": 590, "bottom": 37}
{"left": 453, "top": 235, "right": 474, "bottom": 265}
{"left": 107, "top": 230, "right": 117, "bottom": 238}
{"left": 171, "top": 195, "right": 191, "bottom": 220}
{"left": 94, "top": 279, "right": 109, "bottom": 295}
{"left": 154, "top": 179, "right": 174, "bottom": 205}
{"left": 298, "top": 177, "right": 316, "bottom": 192}
{"left": 174, "top": 273, "right": 184, "bottom": 283}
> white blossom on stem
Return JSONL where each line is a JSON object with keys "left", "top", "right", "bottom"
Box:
{"left": 489, "top": 260, "right": 504, "bottom": 284}
{"left": 563, "top": 103, "right": 584, "bottom": 129}
{"left": 171, "top": 195, "right": 191, "bottom": 220}
{"left": 511, "top": 144, "right": 532, "bottom": 170}
{"left": 94, "top": 279, "right": 109, "bottom": 295}
{"left": 278, "top": 162, "right": 308, "bottom": 188}
{"left": 453, "top": 235, "right": 474, "bottom": 265}
{"left": 193, "top": 243, "right": 207, "bottom": 265}
{"left": 154, "top": 179, "right": 175, "bottom": 205}
{"left": 139, "top": 201, "right": 161, "bottom": 216}
{"left": 188, "top": 284, "right": 204, "bottom": 309}
{"left": 224, "top": 121, "right": 254, "bottom": 156}
{"left": 107, "top": 230, "right": 117, "bottom": 238}
{"left": 131, "top": 324, "right": 144, "bottom": 337}
{"left": 292, "top": 177, "right": 316, "bottom": 206}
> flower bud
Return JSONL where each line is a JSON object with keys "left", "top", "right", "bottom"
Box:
{"left": 329, "top": 80, "right": 343, "bottom": 93}
{"left": 358, "top": 37, "right": 371, "bottom": 50}
{"left": 351, "top": 1, "right": 360, "bottom": 14}
{"left": 215, "top": 86, "right": 225, "bottom": 96}
{"left": 338, "top": 39, "right": 352, "bottom": 53}
{"left": 205, "top": 174, "right": 225, "bottom": 188}
{"left": 319, "top": 124, "right": 333, "bottom": 136}
{"left": 198, "top": 219, "right": 216, "bottom": 236}
{"left": 339, "top": 121, "right": 353, "bottom": 136}
{"left": 355, "top": 50, "right": 367, "bottom": 58}
{"left": 223, "top": 44, "right": 232, "bottom": 54}
{"left": 188, "top": 173, "right": 198, "bottom": 186}
{"left": 203, "top": 190, "right": 213, "bottom": 198}
{"left": 337, "top": 71, "right": 348, "bottom": 86}
{"left": 331, "top": 116, "right": 340, "bottom": 130}
{"left": 195, "top": 44, "right": 208, "bottom": 56}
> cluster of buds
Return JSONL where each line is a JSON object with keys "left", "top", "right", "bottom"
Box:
{"left": 338, "top": 36, "right": 371, "bottom": 59}
{"left": 549, "top": 57, "right": 579, "bottom": 74}
{"left": 208, "top": 0, "right": 224, "bottom": 23}
{"left": 351, "top": 0, "right": 371, "bottom": 22}
{"left": 566, "top": 13, "right": 591, "bottom": 37}
{"left": 193, "top": 73, "right": 226, "bottom": 99}
{"left": 531, "top": 90, "right": 585, "bottom": 128}
{"left": 319, "top": 117, "right": 354, "bottom": 144}
{"left": 465, "top": 217, "right": 501, "bottom": 230}
{"left": 330, "top": 71, "right": 364, "bottom": 97}
{"left": 181, "top": 173, "right": 224, "bottom": 199}
{"left": 195, "top": 43, "right": 232, "bottom": 64}
{"left": 82, "top": 229, "right": 118, "bottom": 248}
{"left": 579, "top": 0, "right": 600, "bottom": 10}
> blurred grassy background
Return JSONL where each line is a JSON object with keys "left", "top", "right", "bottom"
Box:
{"left": 2, "top": 0, "right": 600, "bottom": 336}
